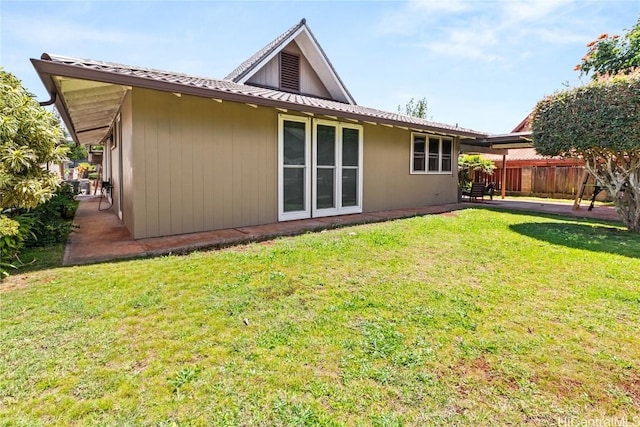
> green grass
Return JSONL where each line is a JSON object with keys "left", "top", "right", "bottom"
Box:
{"left": 12, "top": 244, "right": 66, "bottom": 273}
{"left": 1, "top": 209, "right": 639, "bottom": 426}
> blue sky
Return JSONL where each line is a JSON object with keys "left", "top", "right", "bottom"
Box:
{"left": 1, "top": 0, "right": 639, "bottom": 134}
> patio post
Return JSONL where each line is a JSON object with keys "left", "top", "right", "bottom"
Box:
{"left": 501, "top": 154, "right": 507, "bottom": 199}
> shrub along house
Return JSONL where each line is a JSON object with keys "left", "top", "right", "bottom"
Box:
{"left": 32, "top": 19, "right": 507, "bottom": 240}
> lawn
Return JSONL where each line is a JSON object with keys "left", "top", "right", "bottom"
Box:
{"left": 1, "top": 209, "right": 639, "bottom": 426}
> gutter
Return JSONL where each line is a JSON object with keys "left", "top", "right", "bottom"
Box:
{"left": 38, "top": 92, "right": 57, "bottom": 106}
{"left": 31, "top": 59, "right": 80, "bottom": 145}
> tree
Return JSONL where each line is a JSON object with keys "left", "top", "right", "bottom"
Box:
{"left": 1, "top": 69, "right": 68, "bottom": 212}
{"left": 398, "top": 97, "right": 429, "bottom": 119}
{"left": 532, "top": 70, "right": 640, "bottom": 232}
{"left": 458, "top": 154, "right": 495, "bottom": 191}
{"left": 576, "top": 17, "right": 640, "bottom": 78}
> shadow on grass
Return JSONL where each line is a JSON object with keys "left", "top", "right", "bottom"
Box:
{"left": 510, "top": 222, "right": 640, "bottom": 259}
{"left": 8, "top": 245, "right": 66, "bottom": 275}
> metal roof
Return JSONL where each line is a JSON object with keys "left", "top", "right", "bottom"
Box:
{"left": 32, "top": 53, "right": 491, "bottom": 145}
{"left": 225, "top": 19, "right": 305, "bottom": 82}
{"left": 225, "top": 18, "right": 356, "bottom": 105}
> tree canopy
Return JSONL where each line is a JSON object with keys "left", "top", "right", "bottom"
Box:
{"left": 398, "top": 97, "right": 428, "bottom": 119}
{"left": 458, "top": 154, "right": 495, "bottom": 190}
{"left": 532, "top": 70, "right": 640, "bottom": 231}
{"left": 532, "top": 71, "right": 640, "bottom": 156}
{"left": 576, "top": 17, "right": 640, "bottom": 78}
{"left": 0, "top": 69, "right": 68, "bottom": 211}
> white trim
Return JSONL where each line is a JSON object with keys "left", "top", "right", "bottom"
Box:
{"left": 312, "top": 119, "right": 338, "bottom": 217}
{"left": 312, "top": 120, "right": 363, "bottom": 217}
{"left": 410, "top": 132, "right": 454, "bottom": 175}
{"left": 116, "top": 113, "right": 123, "bottom": 220}
{"left": 279, "top": 115, "right": 363, "bottom": 222}
{"left": 339, "top": 122, "right": 364, "bottom": 215}
{"left": 236, "top": 25, "right": 355, "bottom": 105}
{"left": 238, "top": 26, "right": 306, "bottom": 85}
{"left": 296, "top": 27, "right": 355, "bottom": 105}
{"left": 278, "top": 114, "right": 312, "bottom": 221}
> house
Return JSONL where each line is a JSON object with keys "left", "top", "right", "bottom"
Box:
{"left": 32, "top": 19, "right": 510, "bottom": 240}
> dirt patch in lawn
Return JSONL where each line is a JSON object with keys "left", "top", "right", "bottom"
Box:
{"left": 0, "top": 274, "right": 33, "bottom": 293}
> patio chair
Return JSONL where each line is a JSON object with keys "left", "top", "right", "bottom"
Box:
{"left": 463, "top": 182, "right": 494, "bottom": 202}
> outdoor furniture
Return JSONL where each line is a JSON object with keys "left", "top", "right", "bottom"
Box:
{"left": 98, "top": 180, "right": 113, "bottom": 211}
{"left": 463, "top": 182, "right": 494, "bottom": 202}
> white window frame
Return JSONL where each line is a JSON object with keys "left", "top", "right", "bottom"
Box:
{"left": 278, "top": 114, "right": 312, "bottom": 221}
{"left": 312, "top": 120, "right": 363, "bottom": 217}
{"left": 278, "top": 114, "right": 363, "bottom": 222}
{"left": 410, "top": 132, "right": 454, "bottom": 175}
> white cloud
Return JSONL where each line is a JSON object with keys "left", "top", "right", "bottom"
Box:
{"left": 4, "top": 15, "right": 169, "bottom": 51}
{"left": 424, "top": 24, "right": 503, "bottom": 62}
{"left": 408, "top": 0, "right": 472, "bottom": 14}
{"left": 501, "top": 0, "right": 571, "bottom": 23}
{"left": 377, "top": 0, "right": 476, "bottom": 35}
{"left": 377, "top": 0, "right": 588, "bottom": 63}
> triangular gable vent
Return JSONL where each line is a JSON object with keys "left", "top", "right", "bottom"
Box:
{"left": 225, "top": 19, "right": 356, "bottom": 105}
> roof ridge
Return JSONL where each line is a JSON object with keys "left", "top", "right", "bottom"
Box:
{"left": 224, "top": 19, "right": 306, "bottom": 82}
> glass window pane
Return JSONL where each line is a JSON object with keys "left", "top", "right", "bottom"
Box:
{"left": 428, "top": 138, "right": 440, "bottom": 155}
{"left": 316, "top": 168, "right": 335, "bottom": 209}
{"left": 283, "top": 167, "right": 305, "bottom": 212}
{"left": 441, "top": 139, "right": 452, "bottom": 172}
{"left": 283, "top": 120, "right": 306, "bottom": 166}
{"left": 413, "top": 136, "right": 426, "bottom": 171}
{"left": 441, "top": 157, "right": 452, "bottom": 172}
{"left": 428, "top": 137, "right": 440, "bottom": 172}
{"left": 342, "top": 128, "right": 359, "bottom": 166}
{"left": 342, "top": 168, "right": 357, "bottom": 207}
{"left": 317, "top": 125, "right": 336, "bottom": 166}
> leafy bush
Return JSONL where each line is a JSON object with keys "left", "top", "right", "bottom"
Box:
{"left": 0, "top": 215, "right": 34, "bottom": 278}
{"left": 458, "top": 154, "right": 495, "bottom": 191}
{"left": 22, "top": 183, "right": 78, "bottom": 248}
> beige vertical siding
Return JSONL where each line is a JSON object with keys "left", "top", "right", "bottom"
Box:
{"left": 120, "top": 92, "right": 134, "bottom": 233}
{"left": 246, "top": 41, "right": 332, "bottom": 99}
{"left": 130, "top": 89, "right": 278, "bottom": 239}
{"left": 127, "top": 88, "right": 459, "bottom": 239}
{"left": 362, "top": 125, "right": 459, "bottom": 212}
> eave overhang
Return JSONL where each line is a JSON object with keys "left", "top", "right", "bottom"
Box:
{"left": 483, "top": 131, "right": 533, "bottom": 149}
{"left": 31, "top": 55, "right": 490, "bottom": 143}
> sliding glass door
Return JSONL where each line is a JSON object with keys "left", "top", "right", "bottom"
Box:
{"left": 279, "top": 115, "right": 362, "bottom": 221}
{"left": 312, "top": 120, "right": 362, "bottom": 217}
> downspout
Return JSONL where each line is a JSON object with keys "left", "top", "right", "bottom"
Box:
{"left": 39, "top": 92, "right": 57, "bottom": 106}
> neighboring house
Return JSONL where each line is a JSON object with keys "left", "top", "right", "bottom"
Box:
{"left": 480, "top": 115, "right": 587, "bottom": 198}
{"left": 32, "top": 19, "right": 509, "bottom": 240}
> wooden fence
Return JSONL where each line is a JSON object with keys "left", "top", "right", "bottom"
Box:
{"left": 474, "top": 166, "right": 602, "bottom": 199}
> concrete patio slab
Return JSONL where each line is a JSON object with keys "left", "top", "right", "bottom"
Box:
{"left": 63, "top": 196, "right": 621, "bottom": 266}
